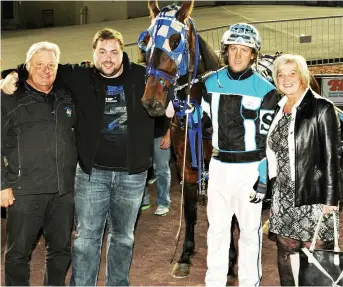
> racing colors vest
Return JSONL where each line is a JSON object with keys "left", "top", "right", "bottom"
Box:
{"left": 203, "top": 67, "right": 279, "bottom": 163}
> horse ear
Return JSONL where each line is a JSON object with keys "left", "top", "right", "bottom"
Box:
{"left": 148, "top": 0, "right": 160, "bottom": 19}
{"left": 175, "top": 0, "right": 194, "bottom": 22}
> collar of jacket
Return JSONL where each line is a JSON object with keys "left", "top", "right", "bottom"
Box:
{"left": 276, "top": 87, "right": 311, "bottom": 112}
{"left": 22, "top": 81, "right": 58, "bottom": 97}
{"left": 226, "top": 66, "right": 253, "bottom": 80}
{"left": 296, "top": 88, "right": 315, "bottom": 112}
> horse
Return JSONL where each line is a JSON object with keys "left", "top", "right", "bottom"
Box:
{"left": 138, "top": 0, "right": 233, "bottom": 278}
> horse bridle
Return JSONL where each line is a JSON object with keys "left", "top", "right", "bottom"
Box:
{"left": 138, "top": 5, "right": 200, "bottom": 91}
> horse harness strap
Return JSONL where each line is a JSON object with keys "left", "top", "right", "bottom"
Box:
{"left": 168, "top": 15, "right": 204, "bottom": 195}
{"left": 173, "top": 98, "right": 205, "bottom": 195}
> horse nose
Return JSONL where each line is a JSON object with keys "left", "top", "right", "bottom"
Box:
{"left": 141, "top": 97, "right": 152, "bottom": 109}
{"left": 155, "top": 101, "right": 163, "bottom": 111}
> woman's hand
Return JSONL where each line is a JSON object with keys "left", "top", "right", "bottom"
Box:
{"left": 322, "top": 204, "right": 338, "bottom": 216}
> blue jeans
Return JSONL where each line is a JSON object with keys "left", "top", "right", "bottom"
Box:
{"left": 70, "top": 166, "right": 147, "bottom": 286}
{"left": 142, "top": 136, "right": 171, "bottom": 208}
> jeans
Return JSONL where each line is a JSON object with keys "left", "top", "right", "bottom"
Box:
{"left": 142, "top": 136, "right": 171, "bottom": 208}
{"left": 70, "top": 166, "right": 147, "bottom": 286}
{"left": 5, "top": 192, "right": 74, "bottom": 286}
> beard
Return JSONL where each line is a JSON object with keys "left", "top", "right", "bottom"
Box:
{"left": 98, "top": 61, "right": 123, "bottom": 78}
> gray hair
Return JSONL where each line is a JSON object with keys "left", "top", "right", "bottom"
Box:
{"left": 25, "top": 41, "right": 61, "bottom": 69}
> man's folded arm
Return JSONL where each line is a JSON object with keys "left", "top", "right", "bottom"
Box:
{"left": 1, "top": 105, "right": 14, "bottom": 190}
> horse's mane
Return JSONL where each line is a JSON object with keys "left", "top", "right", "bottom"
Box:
{"left": 198, "top": 34, "right": 221, "bottom": 72}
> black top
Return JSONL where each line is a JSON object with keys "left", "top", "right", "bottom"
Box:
{"left": 154, "top": 115, "right": 170, "bottom": 138}
{"left": 226, "top": 66, "right": 254, "bottom": 80}
{"left": 1, "top": 81, "right": 77, "bottom": 195}
{"left": 271, "top": 89, "right": 343, "bottom": 206}
{"left": 93, "top": 74, "right": 129, "bottom": 171}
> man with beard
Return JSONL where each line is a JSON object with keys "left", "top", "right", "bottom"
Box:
{"left": 1, "top": 28, "right": 154, "bottom": 286}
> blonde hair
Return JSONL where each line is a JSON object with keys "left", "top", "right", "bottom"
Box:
{"left": 272, "top": 54, "right": 310, "bottom": 89}
{"left": 25, "top": 41, "right": 60, "bottom": 70}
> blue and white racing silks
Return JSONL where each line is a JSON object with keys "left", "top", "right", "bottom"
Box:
{"left": 203, "top": 68, "right": 279, "bottom": 176}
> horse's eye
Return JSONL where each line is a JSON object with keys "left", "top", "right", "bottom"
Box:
{"left": 169, "top": 34, "right": 181, "bottom": 51}
{"left": 171, "top": 40, "right": 180, "bottom": 50}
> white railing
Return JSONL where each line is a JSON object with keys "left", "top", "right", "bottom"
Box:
{"left": 125, "top": 15, "right": 343, "bottom": 65}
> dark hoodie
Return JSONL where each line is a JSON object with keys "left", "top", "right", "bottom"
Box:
{"left": 56, "top": 52, "right": 154, "bottom": 175}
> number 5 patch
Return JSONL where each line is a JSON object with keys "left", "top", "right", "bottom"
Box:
{"left": 259, "top": 109, "right": 274, "bottom": 135}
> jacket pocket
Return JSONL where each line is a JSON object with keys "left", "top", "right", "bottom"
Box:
{"left": 241, "top": 95, "right": 262, "bottom": 120}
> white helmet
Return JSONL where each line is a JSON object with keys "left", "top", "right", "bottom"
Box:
{"left": 221, "top": 23, "right": 261, "bottom": 56}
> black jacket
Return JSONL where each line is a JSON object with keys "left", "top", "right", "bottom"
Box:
{"left": 1, "top": 82, "right": 77, "bottom": 195}
{"left": 271, "top": 89, "right": 343, "bottom": 206}
{"left": 11, "top": 53, "right": 154, "bottom": 175}
{"left": 57, "top": 53, "right": 154, "bottom": 175}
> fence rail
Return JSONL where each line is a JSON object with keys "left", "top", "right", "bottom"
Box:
{"left": 124, "top": 15, "right": 343, "bottom": 66}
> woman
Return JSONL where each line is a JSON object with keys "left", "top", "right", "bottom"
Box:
{"left": 266, "top": 54, "right": 343, "bottom": 286}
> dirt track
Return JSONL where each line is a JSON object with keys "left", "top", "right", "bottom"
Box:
{"left": 0, "top": 163, "right": 279, "bottom": 286}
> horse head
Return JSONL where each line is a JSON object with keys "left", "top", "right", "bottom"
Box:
{"left": 139, "top": 0, "right": 202, "bottom": 117}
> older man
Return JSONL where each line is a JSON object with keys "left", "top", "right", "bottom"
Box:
{"left": 1, "top": 42, "right": 77, "bottom": 285}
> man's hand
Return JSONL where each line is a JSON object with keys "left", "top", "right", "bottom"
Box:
{"left": 165, "top": 101, "right": 175, "bottom": 118}
{"left": 1, "top": 188, "right": 15, "bottom": 207}
{"left": 160, "top": 129, "right": 171, "bottom": 150}
{"left": 250, "top": 177, "right": 267, "bottom": 203}
{"left": 1, "top": 72, "right": 18, "bottom": 94}
{"left": 322, "top": 204, "right": 338, "bottom": 216}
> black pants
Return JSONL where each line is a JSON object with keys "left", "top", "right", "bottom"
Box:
{"left": 5, "top": 192, "right": 74, "bottom": 286}
{"left": 276, "top": 234, "right": 333, "bottom": 286}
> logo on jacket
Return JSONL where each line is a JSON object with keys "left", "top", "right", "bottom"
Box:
{"left": 64, "top": 106, "right": 72, "bottom": 118}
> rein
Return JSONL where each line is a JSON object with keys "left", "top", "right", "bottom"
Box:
{"left": 172, "top": 18, "right": 201, "bottom": 262}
